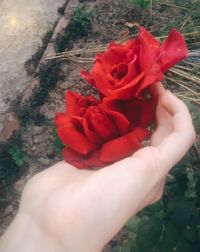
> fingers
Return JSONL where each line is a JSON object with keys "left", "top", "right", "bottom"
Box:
{"left": 151, "top": 82, "right": 173, "bottom": 128}
{"left": 160, "top": 90, "right": 195, "bottom": 134}
{"left": 157, "top": 90, "right": 196, "bottom": 170}
{"left": 151, "top": 83, "right": 173, "bottom": 146}
{"left": 151, "top": 102, "right": 173, "bottom": 146}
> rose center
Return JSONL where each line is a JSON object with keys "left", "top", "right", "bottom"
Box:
{"left": 111, "top": 63, "right": 128, "bottom": 81}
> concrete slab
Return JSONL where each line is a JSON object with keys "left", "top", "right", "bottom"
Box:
{"left": 0, "top": 0, "right": 66, "bottom": 131}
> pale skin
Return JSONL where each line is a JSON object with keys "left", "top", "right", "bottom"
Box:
{"left": 0, "top": 83, "right": 196, "bottom": 252}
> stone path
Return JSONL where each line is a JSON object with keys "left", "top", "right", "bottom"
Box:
{"left": 0, "top": 0, "right": 66, "bottom": 131}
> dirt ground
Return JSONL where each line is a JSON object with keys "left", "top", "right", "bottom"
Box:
{"left": 0, "top": 0, "right": 199, "bottom": 249}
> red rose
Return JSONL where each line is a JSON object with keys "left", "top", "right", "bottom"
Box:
{"left": 81, "top": 27, "right": 188, "bottom": 100}
{"left": 54, "top": 90, "right": 157, "bottom": 169}
{"left": 54, "top": 27, "right": 188, "bottom": 169}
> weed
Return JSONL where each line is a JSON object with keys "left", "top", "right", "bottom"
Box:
{"left": 70, "top": 4, "right": 93, "bottom": 37}
{"left": 51, "top": 124, "right": 64, "bottom": 159}
{"left": 0, "top": 133, "right": 25, "bottom": 187}
{"left": 131, "top": 0, "right": 152, "bottom": 9}
{"left": 114, "top": 146, "right": 200, "bottom": 252}
{"left": 9, "top": 146, "right": 29, "bottom": 167}
{"left": 55, "top": 4, "right": 93, "bottom": 53}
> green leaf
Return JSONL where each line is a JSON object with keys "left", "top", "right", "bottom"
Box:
{"left": 126, "top": 216, "right": 141, "bottom": 232}
{"left": 169, "top": 199, "right": 197, "bottom": 228}
{"left": 135, "top": 217, "right": 162, "bottom": 250}
{"left": 16, "top": 159, "right": 24, "bottom": 166}
{"left": 182, "top": 226, "right": 198, "bottom": 243}
{"left": 160, "top": 221, "right": 180, "bottom": 250}
{"left": 121, "top": 240, "right": 132, "bottom": 252}
{"left": 176, "top": 239, "right": 199, "bottom": 252}
{"left": 8, "top": 146, "right": 29, "bottom": 166}
{"left": 176, "top": 173, "right": 188, "bottom": 194}
{"left": 112, "top": 246, "right": 121, "bottom": 252}
{"left": 169, "top": 163, "right": 187, "bottom": 177}
{"left": 50, "top": 124, "right": 64, "bottom": 159}
{"left": 8, "top": 146, "right": 18, "bottom": 155}
{"left": 186, "top": 170, "right": 197, "bottom": 198}
{"left": 132, "top": 0, "right": 151, "bottom": 9}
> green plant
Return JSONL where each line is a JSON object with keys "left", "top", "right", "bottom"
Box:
{"left": 0, "top": 133, "right": 28, "bottom": 209}
{"left": 132, "top": 0, "right": 152, "bottom": 9}
{"left": 50, "top": 122, "right": 64, "bottom": 159}
{"left": 8, "top": 146, "right": 29, "bottom": 166}
{"left": 0, "top": 133, "right": 24, "bottom": 187}
{"left": 114, "top": 146, "right": 200, "bottom": 252}
{"left": 55, "top": 4, "right": 93, "bottom": 53}
{"left": 70, "top": 4, "right": 93, "bottom": 37}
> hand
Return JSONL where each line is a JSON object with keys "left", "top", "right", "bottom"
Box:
{"left": 0, "top": 83, "right": 196, "bottom": 252}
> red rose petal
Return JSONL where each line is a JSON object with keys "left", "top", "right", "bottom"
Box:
{"left": 107, "top": 110, "right": 130, "bottom": 135}
{"left": 117, "top": 55, "right": 139, "bottom": 87}
{"left": 101, "top": 127, "right": 150, "bottom": 162}
{"left": 54, "top": 112, "right": 69, "bottom": 128}
{"left": 66, "top": 91, "right": 82, "bottom": 116}
{"left": 128, "top": 96, "right": 157, "bottom": 127}
{"left": 107, "top": 43, "right": 130, "bottom": 61}
{"left": 159, "top": 29, "right": 188, "bottom": 72}
{"left": 139, "top": 27, "right": 160, "bottom": 72}
{"left": 89, "top": 112, "right": 118, "bottom": 141}
{"left": 103, "top": 98, "right": 130, "bottom": 134}
{"left": 57, "top": 124, "right": 97, "bottom": 155}
{"left": 62, "top": 147, "right": 105, "bottom": 169}
{"left": 111, "top": 63, "right": 128, "bottom": 81}
{"left": 96, "top": 42, "right": 132, "bottom": 73}
{"left": 120, "top": 90, "right": 158, "bottom": 127}
{"left": 119, "top": 99, "right": 142, "bottom": 127}
{"left": 125, "top": 38, "right": 140, "bottom": 51}
{"left": 81, "top": 70, "right": 96, "bottom": 87}
{"left": 83, "top": 119, "right": 102, "bottom": 144}
{"left": 135, "top": 65, "right": 164, "bottom": 97}
{"left": 92, "top": 61, "right": 114, "bottom": 96}
{"left": 138, "top": 93, "right": 158, "bottom": 127}
{"left": 108, "top": 72, "right": 145, "bottom": 100}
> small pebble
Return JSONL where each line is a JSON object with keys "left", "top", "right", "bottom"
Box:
{"left": 38, "top": 157, "right": 50, "bottom": 166}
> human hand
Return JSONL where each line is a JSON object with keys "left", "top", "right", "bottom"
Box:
{"left": 0, "top": 83, "right": 196, "bottom": 252}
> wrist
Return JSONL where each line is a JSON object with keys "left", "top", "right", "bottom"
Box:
{"left": 0, "top": 212, "right": 66, "bottom": 252}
